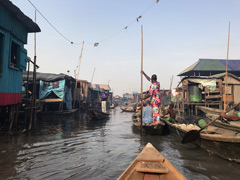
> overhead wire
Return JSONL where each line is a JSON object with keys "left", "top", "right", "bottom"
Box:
{"left": 26, "top": 0, "right": 160, "bottom": 47}
{"left": 96, "top": 0, "right": 160, "bottom": 45}
{"left": 27, "top": 0, "right": 74, "bottom": 44}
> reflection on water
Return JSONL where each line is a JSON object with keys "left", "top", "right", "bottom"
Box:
{"left": 0, "top": 108, "right": 240, "bottom": 180}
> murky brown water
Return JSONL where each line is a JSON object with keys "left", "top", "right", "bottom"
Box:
{"left": 0, "top": 107, "right": 240, "bottom": 180}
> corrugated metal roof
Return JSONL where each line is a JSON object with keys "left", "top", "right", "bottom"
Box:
{"left": 209, "top": 72, "right": 240, "bottom": 81}
{"left": 0, "top": 0, "right": 41, "bottom": 32}
{"left": 178, "top": 72, "right": 240, "bottom": 87}
{"left": 91, "top": 84, "right": 111, "bottom": 91}
{"left": 178, "top": 59, "right": 240, "bottom": 76}
{"left": 23, "top": 71, "right": 74, "bottom": 82}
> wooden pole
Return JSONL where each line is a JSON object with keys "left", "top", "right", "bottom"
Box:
{"left": 170, "top": 75, "right": 173, "bottom": 91}
{"left": 140, "top": 25, "right": 143, "bottom": 136}
{"left": 29, "top": 10, "right": 37, "bottom": 131}
{"left": 25, "top": 60, "right": 30, "bottom": 127}
{"left": 224, "top": 21, "right": 230, "bottom": 112}
{"left": 91, "top": 68, "right": 96, "bottom": 84}
{"left": 73, "top": 41, "right": 84, "bottom": 109}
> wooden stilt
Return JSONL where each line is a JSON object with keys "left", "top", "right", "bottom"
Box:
{"left": 14, "top": 104, "right": 19, "bottom": 128}
{"left": 8, "top": 105, "right": 14, "bottom": 133}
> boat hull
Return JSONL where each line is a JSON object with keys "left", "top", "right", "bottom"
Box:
{"left": 120, "top": 106, "right": 135, "bottom": 112}
{"left": 118, "top": 143, "right": 186, "bottom": 180}
{"left": 163, "top": 120, "right": 240, "bottom": 163}
{"left": 88, "top": 109, "right": 110, "bottom": 120}
{"left": 197, "top": 106, "right": 240, "bottom": 132}
{"left": 132, "top": 113, "right": 166, "bottom": 135}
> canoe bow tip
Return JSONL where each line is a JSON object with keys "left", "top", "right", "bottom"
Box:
{"left": 146, "top": 142, "right": 153, "bottom": 148}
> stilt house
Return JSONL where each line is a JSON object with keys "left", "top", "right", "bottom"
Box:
{"left": 0, "top": 0, "right": 40, "bottom": 130}
{"left": 0, "top": 0, "right": 40, "bottom": 106}
{"left": 23, "top": 71, "right": 75, "bottom": 112}
{"left": 176, "top": 59, "right": 240, "bottom": 117}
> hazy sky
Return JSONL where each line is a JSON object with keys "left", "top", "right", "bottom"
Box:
{"left": 11, "top": 0, "right": 240, "bottom": 96}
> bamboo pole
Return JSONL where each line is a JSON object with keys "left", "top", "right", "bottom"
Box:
{"left": 170, "top": 75, "right": 173, "bottom": 91}
{"left": 73, "top": 41, "right": 84, "bottom": 109}
{"left": 25, "top": 60, "right": 30, "bottom": 127}
{"left": 140, "top": 25, "right": 143, "bottom": 136}
{"left": 91, "top": 68, "right": 96, "bottom": 84}
{"left": 224, "top": 21, "right": 230, "bottom": 112}
{"left": 29, "top": 10, "right": 37, "bottom": 131}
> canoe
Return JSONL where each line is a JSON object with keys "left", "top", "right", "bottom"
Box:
{"left": 212, "top": 120, "right": 240, "bottom": 132}
{"left": 162, "top": 119, "right": 240, "bottom": 163}
{"left": 131, "top": 113, "right": 166, "bottom": 135}
{"left": 197, "top": 106, "right": 240, "bottom": 132}
{"left": 120, "top": 106, "right": 135, "bottom": 112}
{"left": 88, "top": 109, "right": 110, "bottom": 120}
{"left": 117, "top": 143, "right": 186, "bottom": 180}
{"left": 40, "top": 109, "right": 78, "bottom": 115}
{"left": 110, "top": 104, "right": 115, "bottom": 109}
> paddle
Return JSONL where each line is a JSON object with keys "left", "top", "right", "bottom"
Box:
{"left": 181, "top": 102, "right": 240, "bottom": 144}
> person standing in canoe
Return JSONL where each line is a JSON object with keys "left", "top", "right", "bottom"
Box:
{"left": 141, "top": 70, "right": 161, "bottom": 123}
{"left": 101, "top": 89, "right": 108, "bottom": 113}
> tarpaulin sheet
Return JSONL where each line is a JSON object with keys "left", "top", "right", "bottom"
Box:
{"left": 188, "top": 79, "right": 216, "bottom": 91}
{"left": 39, "top": 80, "right": 65, "bottom": 100}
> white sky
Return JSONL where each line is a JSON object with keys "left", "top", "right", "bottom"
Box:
{"left": 10, "top": 0, "right": 240, "bottom": 96}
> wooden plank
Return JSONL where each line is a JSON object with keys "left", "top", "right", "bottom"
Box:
{"left": 40, "top": 98, "right": 63, "bottom": 103}
{"left": 204, "top": 88, "right": 220, "bottom": 93}
{"left": 144, "top": 174, "right": 160, "bottom": 180}
{"left": 136, "top": 146, "right": 165, "bottom": 162}
{"left": 136, "top": 161, "right": 169, "bottom": 174}
{"left": 223, "top": 94, "right": 233, "bottom": 102}
{"left": 205, "top": 95, "right": 221, "bottom": 99}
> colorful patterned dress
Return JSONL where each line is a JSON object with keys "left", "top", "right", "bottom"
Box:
{"left": 148, "top": 81, "right": 161, "bottom": 123}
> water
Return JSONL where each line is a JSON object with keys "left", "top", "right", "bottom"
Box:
{"left": 0, "top": 107, "right": 240, "bottom": 180}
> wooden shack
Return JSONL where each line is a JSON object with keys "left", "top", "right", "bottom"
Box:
{"left": 73, "top": 79, "right": 90, "bottom": 111}
{"left": 176, "top": 59, "right": 240, "bottom": 117}
{"left": 89, "top": 84, "right": 111, "bottom": 110}
{"left": 23, "top": 71, "right": 75, "bottom": 112}
{"left": 0, "top": 0, "right": 40, "bottom": 131}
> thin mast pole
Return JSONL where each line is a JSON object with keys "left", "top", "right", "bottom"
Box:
{"left": 91, "top": 68, "right": 96, "bottom": 84}
{"left": 73, "top": 41, "right": 84, "bottom": 109}
{"left": 29, "top": 10, "right": 37, "bottom": 131}
{"left": 140, "top": 25, "right": 143, "bottom": 136}
{"left": 224, "top": 22, "right": 230, "bottom": 112}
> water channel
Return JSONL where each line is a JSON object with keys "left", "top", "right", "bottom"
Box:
{"left": 0, "top": 107, "right": 240, "bottom": 180}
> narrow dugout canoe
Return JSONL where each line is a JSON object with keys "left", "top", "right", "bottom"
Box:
{"left": 88, "top": 109, "right": 110, "bottom": 120}
{"left": 132, "top": 113, "right": 166, "bottom": 135}
{"left": 120, "top": 106, "right": 135, "bottom": 112}
{"left": 162, "top": 119, "right": 240, "bottom": 163}
{"left": 213, "top": 120, "right": 240, "bottom": 132}
{"left": 197, "top": 106, "right": 240, "bottom": 132}
{"left": 118, "top": 143, "right": 186, "bottom": 180}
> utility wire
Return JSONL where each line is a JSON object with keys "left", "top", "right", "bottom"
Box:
{"left": 96, "top": 0, "right": 160, "bottom": 45}
{"left": 27, "top": 0, "right": 74, "bottom": 44}
{"left": 27, "top": 0, "right": 160, "bottom": 46}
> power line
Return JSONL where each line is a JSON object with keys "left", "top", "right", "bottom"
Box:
{"left": 26, "top": 0, "right": 160, "bottom": 47}
{"left": 95, "top": 0, "right": 160, "bottom": 46}
{"left": 27, "top": 0, "right": 74, "bottom": 44}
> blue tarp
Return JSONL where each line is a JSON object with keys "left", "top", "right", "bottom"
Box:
{"left": 39, "top": 80, "right": 65, "bottom": 100}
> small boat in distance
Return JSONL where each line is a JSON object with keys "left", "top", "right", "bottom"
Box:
{"left": 120, "top": 105, "right": 135, "bottom": 112}
{"left": 131, "top": 113, "right": 166, "bottom": 135}
{"left": 88, "top": 109, "right": 110, "bottom": 120}
{"left": 118, "top": 143, "right": 186, "bottom": 180}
